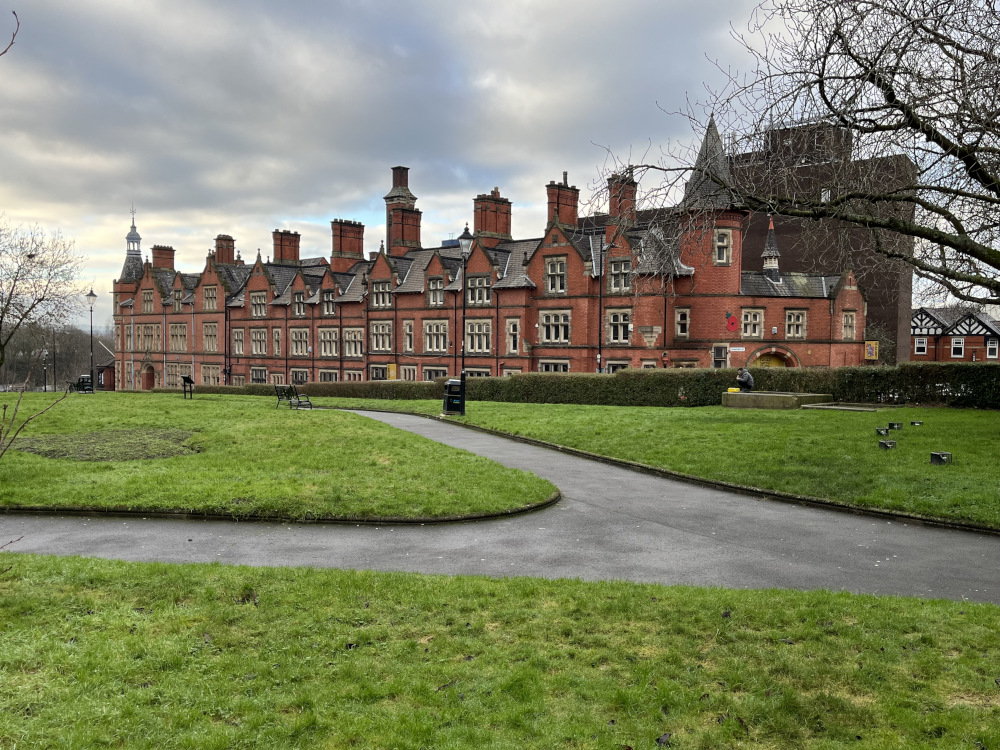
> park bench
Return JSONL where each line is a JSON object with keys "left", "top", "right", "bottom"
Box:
{"left": 275, "top": 384, "right": 312, "bottom": 410}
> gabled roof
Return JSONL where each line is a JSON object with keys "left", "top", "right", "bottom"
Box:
{"left": 913, "top": 307, "right": 1000, "bottom": 337}
{"left": 741, "top": 272, "right": 843, "bottom": 298}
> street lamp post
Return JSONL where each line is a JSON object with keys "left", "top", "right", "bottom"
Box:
{"left": 86, "top": 289, "right": 98, "bottom": 391}
{"left": 42, "top": 349, "right": 48, "bottom": 392}
{"left": 457, "top": 224, "right": 474, "bottom": 375}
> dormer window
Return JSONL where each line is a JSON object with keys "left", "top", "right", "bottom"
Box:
{"left": 467, "top": 276, "right": 491, "bottom": 306}
{"left": 251, "top": 292, "right": 267, "bottom": 318}
{"left": 293, "top": 291, "right": 305, "bottom": 317}
{"left": 372, "top": 280, "right": 392, "bottom": 308}
{"left": 322, "top": 290, "right": 335, "bottom": 316}
{"left": 545, "top": 257, "right": 567, "bottom": 295}
{"left": 173, "top": 289, "right": 183, "bottom": 313}
{"left": 427, "top": 277, "right": 444, "bottom": 307}
{"left": 142, "top": 290, "right": 153, "bottom": 313}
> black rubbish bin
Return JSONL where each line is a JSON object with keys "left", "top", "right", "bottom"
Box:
{"left": 443, "top": 376, "right": 465, "bottom": 416}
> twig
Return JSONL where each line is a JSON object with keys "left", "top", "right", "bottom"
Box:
{"left": 0, "top": 10, "right": 18, "bottom": 58}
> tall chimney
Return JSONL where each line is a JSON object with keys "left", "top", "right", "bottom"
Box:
{"left": 473, "top": 187, "right": 512, "bottom": 248}
{"left": 606, "top": 169, "right": 638, "bottom": 245}
{"left": 384, "top": 166, "right": 421, "bottom": 256}
{"left": 330, "top": 219, "right": 365, "bottom": 272}
{"left": 546, "top": 173, "right": 579, "bottom": 226}
{"left": 214, "top": 234, "right": 235, "bottom": 264}
{"left": 271, "top": 230, "right": 300, "bottom": 263}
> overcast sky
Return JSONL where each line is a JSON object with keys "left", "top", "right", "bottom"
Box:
{"left": 0, "top": 0, "right": 759, "bottom": 327}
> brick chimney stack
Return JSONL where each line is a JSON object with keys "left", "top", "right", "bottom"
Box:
{"left": 214, "top": 234, "right": 236, "bottom": 264}
{"left": 330, "top": 219, "right": 365, "bottom": 272}
{"left": 271, "top": 230, "right": 301, "bottom": 263}
{"left": 606, "top": 168, "right": 638, "bottom": 246}
{"left": 384, "top": 166, "right": 421, "bottom": 257}
{"left": 151, "top": 245, "right": 175, "bottom": 270}
{"left": 546, "top": 172, "right": 579, "bottom": 226}
{"left": 473, "top": 187, "right": 512, "bottom": 248}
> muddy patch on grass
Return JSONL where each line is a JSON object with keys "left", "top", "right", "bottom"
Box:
{"left": 14, "top": 429, "right": 198, "bottom": 461}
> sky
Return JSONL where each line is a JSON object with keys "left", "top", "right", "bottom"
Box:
{"left": 0, "top": 0, "right": 759, "bottom": 328}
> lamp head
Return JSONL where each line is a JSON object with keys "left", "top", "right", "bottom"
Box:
{"left": 458, "top": 223, "right": 474, "bottom": 257}
{"left": 86, "top": 288, "right": 98, "bottom": 310}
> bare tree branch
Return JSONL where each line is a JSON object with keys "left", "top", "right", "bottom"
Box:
{"left": 0, "top": 10, "right": 17, "bottom": 58}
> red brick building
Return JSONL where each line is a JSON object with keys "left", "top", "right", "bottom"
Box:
{"left": 111, "top": 123, "right": 867, "bottom": 389}
{"left": 909, "top": 307, "right": 1000, "bottom": 362}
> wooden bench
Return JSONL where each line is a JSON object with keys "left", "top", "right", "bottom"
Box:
{"left": 275, "top": 384, "right": 312, "bottom": 410}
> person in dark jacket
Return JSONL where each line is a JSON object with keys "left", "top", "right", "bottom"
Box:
{"left": 736, "top": 367, "right": 754, "bottom": 392}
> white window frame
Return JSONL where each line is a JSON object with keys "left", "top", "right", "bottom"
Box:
{"left": 466, "top": 319, "right": 491, "bottom": 354}
{"left": 466, "top": 276, "right": 492, "bottom": 306}
{"left": 232, "top": 328, "right": 245, "bottom": 356}
{"left": 319, "top": 328, "right": 338, "bottom": 357}
{"left": 506, "top": 318, "right": 520, "bottom": 355}
{"left": 951, "top": 337, "right": 965, "bottom": 358}
{"left": 742, "top": 309, "right": 764, "bottom": 339}
{"left": 318, "top": 370, "right": 338, "bottom": 382}
{"left": 251, "top": 328, "right": 267, "bottom": 355}
{"left": 843, "top": 311, "right": 857, "bottom": 341}
{"left": 423, "top": 367, "right": 448, "bottom": 381}
{"left": 400, "top": 366, "right": 417, "bottom": 381}
{"left": 203, "top": 286, "right": 217, "bottom": 312}
{"left": 714, "top": 229, "right": 732, "bottom": 266}
{"left": 675, "top": 308, "right": 690, "bottom": 339}
{"left": 250, "top": 366, "right": 267, "bottom": 384}
{"left": 403, "top": 320, "right": 414, "bottom": 353}
{"left": 343, "top": 328, "right": 364, "bottom": 358}
{"left": 608, "top": 259, "right": 631, "bottom": 294}
{"left": 988, "top": 339, "right": 998, "bottom": 359}
{"left": 203, "top": 322, "right": 218, "bottom": 353}
{"left": 545, "top": 257, "right": 567, "bottom": 295}
{"left": 270, "top": 373, "right": 285, "bottom": 385}
{"left": 272, "top": 328, "right": 281, "bottom": 357}
{"left": 914, "top": 336, "right": 927, "bottom": 355}
{"left": 371, "top": 280, "right": 392, "bottom": 308}
{"left": 201, "top": 364, "right": 220, "bottom": 386}
{"left": 427, "top": 277, "right": 445, "bottom": 307}
{"left": 785, "top": 310, "right": 806, "bottom": 339}
{"left": 251, "top": 292, "right": 267, "bottom": 318}
{"left": 607, "top": 310, "right": 631, "bottom": 344}
{"left": 540, "top": 310, "right": 571, "bottom": 344}
{"left": 712, "top": 344, "right": 730, "bottom": 369}
{"left": 370, "top": 321, "right": 392, "bottom": 353}
{"left": 321, "top": 290, "right": 336, "bottom": 316}
{"left": 169, "top": 323, "right": 187, "bottom": 352}
{"left": 539, "top": 360, "right": 569, "bottom": 373}
{"left": 423, "top": 321, "right": 448, "bottom": 353}
{"left": 290, "top": 368, "right": 309, "bottom": 385}
{"left": 290, "top": 328, "right": 309, "bottom": 357}
{"left": 292, "top": 292, "right": 306, "bottom": 317}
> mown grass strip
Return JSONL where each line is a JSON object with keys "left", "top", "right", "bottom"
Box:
{"left": 318, "top": 398, "right": 1000, "bottom": 529}
{"left": 0, "top": 553, "right": 998, "bottom": 749}
{"left": 0, "top": 394, "right": 554, "bottom": 521}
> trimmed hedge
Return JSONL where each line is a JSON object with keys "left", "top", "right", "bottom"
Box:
{"left": 149, "top": 363, "right": 1000, "bottom": 409}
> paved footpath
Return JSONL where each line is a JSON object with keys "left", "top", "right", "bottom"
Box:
{"left": 3, "top": 410, "right": 998, "bottom": 603}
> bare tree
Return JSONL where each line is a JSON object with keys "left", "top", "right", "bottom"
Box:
{"left": 0, "top": 219, "right": 85, "bottom": 371}
{"left": 623, "top": 0, "right": 1000, "bottom": 305}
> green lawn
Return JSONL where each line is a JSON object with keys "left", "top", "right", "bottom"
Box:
{"left": 0, "top": 393, "right": 555, "bottom": 520}
{"left": 0, "top": 553, "right": 997, "bottom": 749}
{"left": 319, "top": 398, "right": 1000, "bottom": 529}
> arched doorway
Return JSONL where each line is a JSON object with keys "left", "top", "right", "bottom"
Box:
{"left": 754, "top": 353, "right": 788, "bottom": 367}
{"left": 141, "top": 365, "right": 155, "bottom": 390}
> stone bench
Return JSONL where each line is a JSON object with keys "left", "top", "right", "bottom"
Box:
{"left": 722, "top": 391, "right": 834, "bottom": 409}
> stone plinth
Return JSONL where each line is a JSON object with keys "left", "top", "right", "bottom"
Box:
{"left": 722, "top": 391, "right": 834, "bottom": 409}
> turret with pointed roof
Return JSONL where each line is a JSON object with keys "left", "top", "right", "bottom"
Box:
{"left": 683, "top": 116, "right": 740, "bottom": 211}
{"left": 762, "top": 217, "right": 781, "bottom": 279}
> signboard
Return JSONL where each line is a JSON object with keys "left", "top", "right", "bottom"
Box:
{"left": 865, "top": 340, "right": 879, "bottom": 360}
{"left": 730, "top": 346, "right": 746, "bottom": 353}
{"left": 388, "top": 364, "right": 398, "bottom": 380}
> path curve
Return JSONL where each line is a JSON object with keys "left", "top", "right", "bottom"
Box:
{"left": 2, "top": 410, "right": 997, "bottom": 603}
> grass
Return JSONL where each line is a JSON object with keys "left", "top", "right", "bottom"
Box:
{"left": 0, "top": 393, "right": 555, "bottom": 520}
{"left": 318, "top": 398, "right": 1000, "bottom": 529}
{"left": 0, "top": 553, "right": 998, "bottom": 749}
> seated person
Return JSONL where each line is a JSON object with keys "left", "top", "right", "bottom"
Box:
{"left": 736, "top": 367, "right": 754, "bottom": 392}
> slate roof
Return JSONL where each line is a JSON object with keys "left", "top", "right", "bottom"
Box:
{"left": 118, "top": 255, "right": 144, "bottom": 284}
{"left": 741, "top": 271, "right": 843, "bottom": 298}
{"left": 683, "top": 116, "right": 740, "bottom": 211}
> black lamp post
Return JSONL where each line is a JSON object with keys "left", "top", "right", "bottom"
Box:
{"left": 457, "top": 224, "right": 474, "bottom": 375}
{"left": 86, "top": 289, "right": 97, "bottom": 390}
{"left": 42, "top": 349, "right": 48, "bottom": 392}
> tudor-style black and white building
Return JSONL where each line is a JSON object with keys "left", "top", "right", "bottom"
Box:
{"left": 910, "top": 307, "right": 1000, "bottom": 362}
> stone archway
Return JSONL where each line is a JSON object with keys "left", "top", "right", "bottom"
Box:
{"left": 141, "top": 365, "right": 156, "bottom": 390}
{"left": 748, "top": 346, "right": 800, "bottom": 368}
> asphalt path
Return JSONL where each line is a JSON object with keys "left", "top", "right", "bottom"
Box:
{"left": 2, "top": 410, "right": 998, "bottom": 603}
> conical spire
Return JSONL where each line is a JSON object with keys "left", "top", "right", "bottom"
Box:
{"left": 683, "top": 116, "right": 739, "bottom": 211}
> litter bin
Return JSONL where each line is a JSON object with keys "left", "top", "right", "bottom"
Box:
{"left": 443, "top": 375, "right": 466, "bottom": 416}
